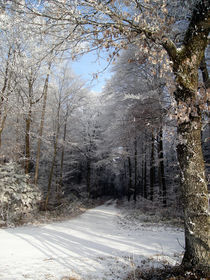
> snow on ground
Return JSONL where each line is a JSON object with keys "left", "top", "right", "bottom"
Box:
{"left": 0, "top": 201, "right": 184, "bottom": 280}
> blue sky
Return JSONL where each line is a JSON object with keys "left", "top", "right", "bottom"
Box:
{"left": 72, "top": 50, "right": 112, "bottom": 93}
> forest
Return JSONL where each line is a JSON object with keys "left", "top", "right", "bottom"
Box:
{"left": 0, "top": 1, "right": 209, "bottom": 280}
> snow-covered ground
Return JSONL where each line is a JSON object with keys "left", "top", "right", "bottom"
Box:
{"left": 0, "top": 201, "right": 184, "bottom": 280}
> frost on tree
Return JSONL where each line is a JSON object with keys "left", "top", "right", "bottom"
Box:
{"left": 0, "top": 162, "right": 42, "bottom": 226}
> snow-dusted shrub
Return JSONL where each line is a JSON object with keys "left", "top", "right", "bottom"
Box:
{"left": 0, "top": 162, "right": 42, "bottom": 226}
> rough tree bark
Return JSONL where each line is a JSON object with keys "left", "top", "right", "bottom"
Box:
{"left": 163, "top": 1, "right": 210, "bottom": 272}
{"left": 200, "top": 55, "right": 210, "bottom": 89}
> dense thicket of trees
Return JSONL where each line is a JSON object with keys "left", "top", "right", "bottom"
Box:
{"left": 0, "top": 0, "right": 209, "bottom": 275}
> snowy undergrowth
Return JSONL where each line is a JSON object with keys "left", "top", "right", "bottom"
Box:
{"left": 0, "top": 162, "right": 42, "bottom": 227}
{"left": 0, "top": 161, "right": 103, "bottom": 228}
{"left": 117, "top": 197, "right": 184, "bottom": 232}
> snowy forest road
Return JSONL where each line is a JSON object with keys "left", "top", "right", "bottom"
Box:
{"left": 0, "top": 201, "right": 184, "bottom": 280}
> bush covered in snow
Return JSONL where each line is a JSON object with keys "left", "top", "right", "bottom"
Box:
{"left": 0, "top": 162, "right": 42, "bottom": 226}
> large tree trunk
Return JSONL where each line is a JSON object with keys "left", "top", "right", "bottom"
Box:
{"left": 174, "top": 71, "right": 210, "bottom": 273}
{"left": 173, "top": 55, "right": 210, "bottom": 274}
{"left": 162, "top": 1, "right": 210, "bottom": 271}
{"left": 177, "top": 115, "right": 209, "bottom": 272}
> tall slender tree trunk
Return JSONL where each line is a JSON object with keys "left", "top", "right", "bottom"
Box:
{"left": 158, "top": 127, "right": 166, "bottom": 207}
{"left": 34, "top": 65, "right": 51, "bottom": 185}
{"left": 150, "top": 131, "right": 155, "bottom": 201}
{"left": 141, "top": 153, "right": 144, "bottom": 197}
{"left": 134, "top": 137, "right": 137, "bottom": 201}
{"left": 25, "top": 103, "right": 32, "bottom": 174}
{"left": 0, "top": 114, "right": 7, "bottom": 148}
{"left": 58, "top": 106, "right": 69, "bottom": 202}
{"left": 127, "top": 155, "right": 132, "bottom": 201}
{"left": 15, "top": 91, "right": 23, "bottom": 162}
{"left": 86, "top": 158, "right": 91, "bottom": 197}
{"left": 144, "top": 151, "right": 147, "bottom": 199}
{"left": 45, "top": 99, "right": 61, "bottom": 210}
{"left": 0, "top": 47, "right": 12, "bottom": 149}
{"left": 123, "top": 161, "right": 127, "bottom": 196}
{"left": 59, "top": 114, "right": 67, "bottom": 186}
{"left": 45, "top": 142, "right": 58, "bottom": 210}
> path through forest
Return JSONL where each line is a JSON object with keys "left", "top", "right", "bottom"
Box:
{"left": 0, "top": 201, "right": 184, "bottom": 280}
